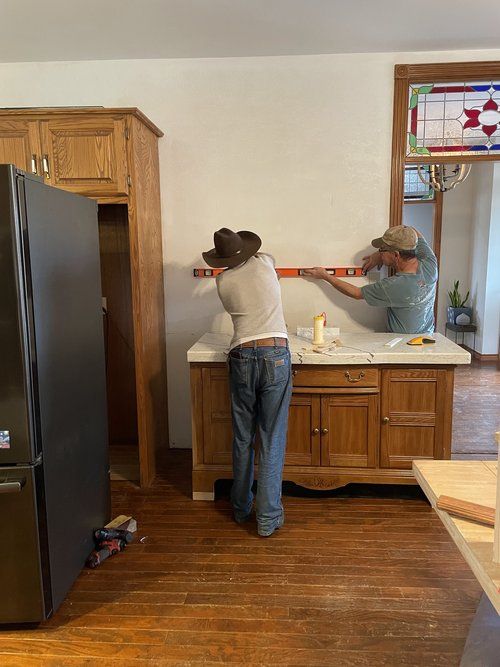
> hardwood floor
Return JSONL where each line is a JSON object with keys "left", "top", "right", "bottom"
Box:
{"left": 2, "top": 362, "right": 497, "bottom": 665}
{"left": 452, "top": 360, "right": 500, "bottom": 459}
{"left": 1, "top": 449, "right": 481, "bottom": 666}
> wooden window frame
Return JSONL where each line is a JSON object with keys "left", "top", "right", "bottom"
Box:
{"left": 390, "top": 61, "right": 500, "bottom": 230}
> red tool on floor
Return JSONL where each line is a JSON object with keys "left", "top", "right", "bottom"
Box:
{"left": 85, "top": 526, "right": 134, "bottom": 568}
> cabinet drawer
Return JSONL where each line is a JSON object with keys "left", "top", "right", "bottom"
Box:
{"left": 292, "top": 367, "right": 378, "bottom": 388}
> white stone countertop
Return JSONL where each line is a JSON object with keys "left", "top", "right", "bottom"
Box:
{"left": 187, "top": 332, "right": 471, "bottom": 365}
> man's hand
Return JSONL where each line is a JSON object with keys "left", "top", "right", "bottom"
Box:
{"left": 303, "top": 266, "right": 363, "bottom": 300}
{"left": 302, "top": 267, "right": 330, "bottom": 280}
{"left": 362, "top": 252, "right": 383, "bottom": 272}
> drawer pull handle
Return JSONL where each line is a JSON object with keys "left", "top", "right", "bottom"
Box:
{"left": 42, "top": 155, "right": 50, "bottom": 179}
{"left": 382, "top": 416, "right": 390, "bottom": 424}
{"left": 292, "top": 370, "right": 298, "bottom": 376}
{"left": 312, "top": 428, "right": 319, "bottom": 435}
{"left": 344, "top": 370, "right": 365, "bottom": 383}
{"left": 321, "top": 428, "right": 329, "bottom": 435}
{"left": 0, "top": 479, "right": 25, "bottom": 494}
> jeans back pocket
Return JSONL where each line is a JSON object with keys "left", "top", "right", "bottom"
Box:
{"left": 229, "top": 354, "right": 249, "bottom": 386}
{"left": 264, "top": 350, "right": 290, "bottom": 385}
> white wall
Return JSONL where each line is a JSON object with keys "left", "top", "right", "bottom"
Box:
{"left": 438, "top": 164, "right": 500, "bottom": 354}
{"left": 2, "top": 49, "right": 500, "bottom": 446}
{"left": 403, "top": 203, "right": 434, "bottom": 248}
{"left": 437, "top": 172, "right": 476, "bottom": 334}
{"left": 470, "top": 164, "right": 495, "bottom": 354}
{"left": 479, "top": 163, "right": 500, "bottom": 355}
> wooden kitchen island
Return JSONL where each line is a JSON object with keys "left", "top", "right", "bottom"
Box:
{"left": 188, "top": 332, "right": 470, "bottom": 500}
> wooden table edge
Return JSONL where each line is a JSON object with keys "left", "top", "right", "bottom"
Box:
{"left": 413, "top": 460, "right": 500, "bottom": 615}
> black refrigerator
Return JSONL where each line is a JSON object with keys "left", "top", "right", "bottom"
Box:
{"left": 0, "top": 165, "right": 110, "bottom": 623}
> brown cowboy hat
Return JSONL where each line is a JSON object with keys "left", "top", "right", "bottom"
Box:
{"left": 202, "top": 228, "right": 262, "bottom": 268}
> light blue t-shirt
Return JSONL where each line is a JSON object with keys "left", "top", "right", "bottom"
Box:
{"left": 360, "top": 238, "right": 438, "bottom": 334}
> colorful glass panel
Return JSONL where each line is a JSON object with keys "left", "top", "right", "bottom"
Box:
{"left": 407, "top": 81, "right": 500, "bottom": 158}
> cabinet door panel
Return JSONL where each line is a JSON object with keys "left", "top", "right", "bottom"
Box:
{"left": 0, "top": 120, "right": 41, "bottom": 175}
{"left": 202, "top": 368, "right": 233, "bottom": 465}
{"left": 40, "top": 117, "right": 129, "bottom": 196}
{"left": 285, "top": 395, "right": 321, "bottom": 466}
{"left": 320, "top": 394, "right": 378, "bottom": 468}
{"left": 380, "top": 369, "right": 451, "bottom": 469}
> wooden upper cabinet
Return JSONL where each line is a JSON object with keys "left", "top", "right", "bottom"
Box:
{"left": 0, "top": 109, "right": 164, "bottom": 201}
{"left": 39, "top": 117, "right": 129, "bottom": 197}
{"left": 0, "top": 119, "right": 42, "bottom": 176}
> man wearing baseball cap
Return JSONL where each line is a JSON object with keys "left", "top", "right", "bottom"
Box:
{"left": 303, "top": 226, "right": 437, "bottom": 334}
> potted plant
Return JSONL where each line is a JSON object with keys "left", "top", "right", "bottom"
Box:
{"left": 447, "top": 281, "right": 472, "bottom": 325}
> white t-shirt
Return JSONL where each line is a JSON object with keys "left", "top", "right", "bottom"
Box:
{"left": 216, "top": 253, "right": 288, "bottom": 349}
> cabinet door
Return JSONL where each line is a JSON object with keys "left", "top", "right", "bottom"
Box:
{"left": 285, "top": 394, "right": 321, "bottom": 466}
{"left": 0, "top": 119, "right": 42, "bottom": 176}
{"left": 320, "top": 394, "right": 379, "bottom": 468}
{"left": 380, "top": 369, "right": 451, "bottom": 469}
{"left": 201, "top": 368, "right": 233, "bottom": 465}
{"left": 39, "top": 117, "right": 129, "bottom": 196}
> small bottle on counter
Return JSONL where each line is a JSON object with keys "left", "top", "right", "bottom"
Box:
{"left": 313, "top": 312, "right": 326, "bottom": 346}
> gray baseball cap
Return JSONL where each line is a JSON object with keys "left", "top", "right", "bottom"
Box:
{"left": 372, "top": 225, "right": 418, "bottom": 252}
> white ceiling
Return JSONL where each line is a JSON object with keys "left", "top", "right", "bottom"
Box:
{"left": 2, "top": 0, "right": 500, "bottom": 63}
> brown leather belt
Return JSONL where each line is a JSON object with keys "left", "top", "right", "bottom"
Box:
{"left": 238, "top": 337, "right": 288, "bottom": 348}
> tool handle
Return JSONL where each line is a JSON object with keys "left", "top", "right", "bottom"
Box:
{"left": 86, "top": 548, "right": 110, "bottom": 568}
{"left": 86, "top": 539, "right": 125, "bottom": 568}
{"left": 95, "top": 527, "right": 133, "bottom": 543}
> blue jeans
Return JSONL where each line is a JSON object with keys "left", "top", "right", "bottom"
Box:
{"left": 228, "top": 344, "right": 292, "bottom": 533}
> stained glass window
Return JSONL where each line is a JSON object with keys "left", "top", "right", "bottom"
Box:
{"left": 407, "top": 81, "right": 500, "bottom": 158}
{"left": 404, "top": 166, "right": 434, "bottom": 201}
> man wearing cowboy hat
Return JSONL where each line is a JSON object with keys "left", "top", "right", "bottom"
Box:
{"left": 203, "top": 228, "right": 291, "bottom": 538}
{"left": 303, "top": 226, "right": 438, "bottom": 334}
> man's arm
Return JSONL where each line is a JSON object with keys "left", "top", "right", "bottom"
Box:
{"left": 302, "top": 267, "right": 363, "bottom": 300}
{"left": 406, "top": 227, "right": 438, "bottom": 281}
{"left": 406, "top": 226, "right": 434, "bottom": 259}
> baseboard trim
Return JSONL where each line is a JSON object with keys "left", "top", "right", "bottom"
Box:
{"left": 463, "top": 345, "right": 499, "bottom": 363}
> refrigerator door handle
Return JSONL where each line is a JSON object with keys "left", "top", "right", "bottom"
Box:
{"left": 0, "top": 479, "right": 26, "bottom": 494}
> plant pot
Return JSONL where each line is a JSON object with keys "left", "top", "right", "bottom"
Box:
{"left": 447, "top": 306, "right": 472, "bottom": 325}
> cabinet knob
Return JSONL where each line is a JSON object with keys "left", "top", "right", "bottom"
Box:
{"left": 382, "top": 417, "right": 390, "bottom": 424}
{"left": 321, "top": 428, "right": 329, "bottom": 435}
{"left": 312, "top": 428, "right": 320, "bottom": 435}
{"left": 292, "top": 370, "right": 298, "bottom": 376}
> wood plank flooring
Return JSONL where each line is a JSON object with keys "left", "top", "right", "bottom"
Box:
{"left": 3, "top": 361, "right": 497, "bottom": 665}
{"left": 452, "top": 360, "right": 500, "bottom": 459}
{"left": 1, "top": 450, "right": 481, "bottom": 666}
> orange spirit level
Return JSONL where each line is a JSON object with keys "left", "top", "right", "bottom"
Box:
{"left": 193, "top": 266, "right": 366, "bottom": 278}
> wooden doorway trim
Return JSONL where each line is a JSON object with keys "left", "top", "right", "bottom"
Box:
{"left": 390, "top": 61, "right": 500, "bottom": 324}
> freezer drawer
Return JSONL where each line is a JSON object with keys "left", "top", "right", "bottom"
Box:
{"left": 0, "top": 465, "right": 47, "bottom": 623}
